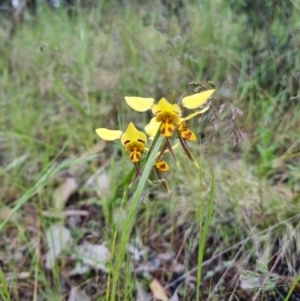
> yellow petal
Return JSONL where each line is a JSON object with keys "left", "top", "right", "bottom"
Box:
{"left": 121, "top": 122, "right": 147, "bottom": 145}
{"left": 180, "top": 106, "right": 210, "bottom": 122}
{"left": 161, "top": 122, "right": 175, "bottom": 137}
{"left": 181, "top": 89, "right": 215, "bottom": 109}
{"left": 144, "top": 117, "right": 161, "bottom": 137}
{"left": 130, "top": 150, "right": 142, "bottom": 162}
{"left": 95, "top": 128, "right": 122, "bottom": 141}
{"left": 152, "top": 98, "right": 181, "bottom": 115}
{"left": 180, "top": 129, "right": 197, "bottom": 141}
{"left": 124, "top": 97, "right": 154, "bottom": 112}
{"left": 155, "top": 160, "right": 169, "bottom": 172}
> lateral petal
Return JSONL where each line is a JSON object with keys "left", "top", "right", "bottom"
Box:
{"left": 180, "top": 106, "right": 210, "bottom": 122}
{"left": 125, "top": 97, "right": 154, "bottom": 112}
{"left": 181, "top": 89, "right": 215, "bottom": 109}
{"left": 95, "top": 128, "right": 122, "bottom": 141}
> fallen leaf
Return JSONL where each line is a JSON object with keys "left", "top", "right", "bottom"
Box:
{"left": 53, "top": 177, "right": 78, "bottom": 211}
{"left": 45, "top": 223, "right": 72, "bottom": 269}
{"left": 136, "top": 283, "right": 152, "bottom": 301}
{"left": 95, "top": 172, "right": 110, "bottom": 197}
{"left": 68, "top": 287, "right": 90, "bottom": 301}
{"left": 150, "top": 279, "right": 169, "bottom": 301}
{"left": 170, "top": 283, "right": 182, "bottom": 301}
{"left": 85, "top": 169, "right": 111, "bottom": 199}
{"left": 70, "top": 243, "right": 110, "bottom": 274}
{"left": 240, "top": 272, "right": 262, "bottom": 290}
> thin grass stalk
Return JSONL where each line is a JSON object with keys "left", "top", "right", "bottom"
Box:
{"left": 106, "top": 188, "right": 128, "bottom": 301}
{"left": 0, "top": 268, "right": 11, "bottom": 301}
{"left": 284, "top": 274, "right": 300, "bottom": 301}
{"left": 196, "top": 167, "right": 215, "bottom": 300}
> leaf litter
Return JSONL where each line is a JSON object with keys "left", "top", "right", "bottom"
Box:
{"left": 69, "top": 243, "right": 110, "bottom": 275}
{"left": 45, "top": 222, "right": 73, "bottom": 269}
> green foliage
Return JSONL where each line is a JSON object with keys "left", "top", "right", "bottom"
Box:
{"left": 0, "top": 269, "right": 11, "bottom": 301}
{"left": 0, "top": 1, "right": 299, "bottom": 300}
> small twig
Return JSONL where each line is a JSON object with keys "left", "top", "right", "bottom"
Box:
{"left": 209, "top": 242, "right": 245, "bottom": 298}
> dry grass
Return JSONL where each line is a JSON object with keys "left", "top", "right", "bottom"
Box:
{"left": 0, "top": 1, "right": 300, "bottom": 300}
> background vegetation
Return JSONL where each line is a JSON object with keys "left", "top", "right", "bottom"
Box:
{"left": 0, "top": 0, "right": 299, "bottom": 300}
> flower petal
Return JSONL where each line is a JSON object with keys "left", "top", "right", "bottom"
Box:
{"left": 152, "top": 98, "right": 181, "bottom": 115}
{"left": 181, "top": 89, "right": 215, "bottom": 109}
{"left": 95, "top": 128, "right": 122, "bottom": 141}
{"left": 155, "top": 160, "right": 169, "bottom": 172}
{"left": 144, "top": 117, "right": 161, "bottom": 137}
{"left": 180, "top": 106, "right": 210, "bottom": 122}
{"left": 124, "top": 97, "right": 154, "bottom": 112}
{"left": 121, "top": 122, "right": 147, "bottom": 145}
{"left": 179, "top": 128, "right": 196, "bottom": 141}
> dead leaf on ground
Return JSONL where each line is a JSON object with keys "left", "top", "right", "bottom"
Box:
{"left": 136, "top": 283, "right": 152, "bottom": 301}
{"left": 85, "top": 170, "right": 111, "bottom": 199}
{"left": 45, "top": 223, "right": 72, "bottom": 269}
{"left": 150, "top": 279, "right": 169, "bottom": 301}
{"left": 240, "top": 272, "right": 262, "bottom": 290}
{"left": 53, "top": 177, "right": 78, "bottom": 211}
{"left": 69, "top": 243, "right": 110, "bottom": 275}
{"left": 68, "top": 286, "right": 91, "bottom": 301}
{"left": 170, "top": 283, "right": 182, "bottom": 301}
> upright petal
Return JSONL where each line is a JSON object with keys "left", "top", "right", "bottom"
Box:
{"left": 125, "top": 97, "right": 154, "bottom": 112}
{"left": 181, "top": 89, "right": 215, "bottom": 109}
{"left": 152, "top": 98, "right": 181, "bottom": 115}
{"left": 95, "top": 128, "right": 122, "bottom": 141}
{"left": 121, "top": 122, "right": 147, "bottom": 145}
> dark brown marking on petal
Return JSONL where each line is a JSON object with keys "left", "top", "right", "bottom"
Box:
{"left": 136, "top": 152, "right": 141, "bottom": 160}
{"left": 184, "top": 132, "right": 192, "bottom": 140}
{"left": 124, "top": 140, "right": 130, "bottom": 145}
{"left": 159, "top": 163, "right": 166, "bottom": 169}
{"left": 167, "top": 125, "right": 174, "bottom": 134}
{"left": 137, "top": 139, "right": 145, "bottom": 144}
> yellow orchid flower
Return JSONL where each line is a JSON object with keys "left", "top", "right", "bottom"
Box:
{"left": 145, "top": 105, "right": 210, "bottom": 140}
{"left": 95, "top": 122, "right": 147, "bottom": 163}
{"left": 125, "top": 90, "right": 215, "bottom": 138}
